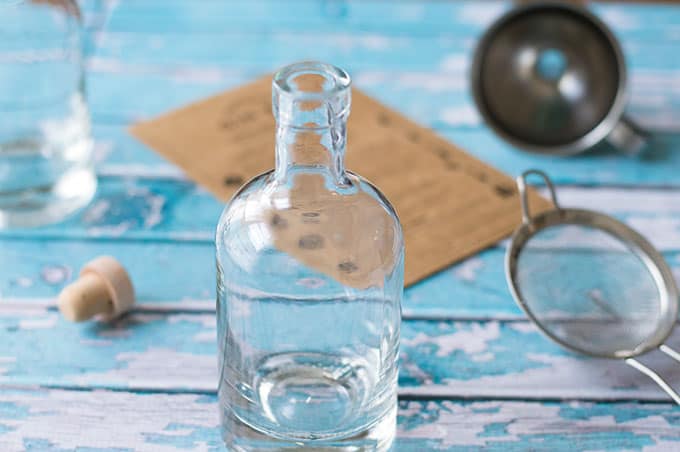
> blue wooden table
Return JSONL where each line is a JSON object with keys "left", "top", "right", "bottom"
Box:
{"left": 2, "top": 1, "right": 680, "bottom": 450}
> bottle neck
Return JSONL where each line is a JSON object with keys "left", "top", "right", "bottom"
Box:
{"left": 274, "top": 118, "right": 347, "bottom": 185}
{"left": 271, "top": 62, "right": 352, "bottom": 186}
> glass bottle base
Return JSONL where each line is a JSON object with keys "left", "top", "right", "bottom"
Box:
{"left": 220, "top": 402, "right": 396, "bottom": 452}
{"left": 0, "top": 166, "right": 96, "bottom": 228}
{"left": 220, "top": 351, "right": 396, "bottom": 451}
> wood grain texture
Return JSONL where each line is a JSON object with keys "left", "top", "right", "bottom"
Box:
{"left": 85, "top": 62, "right": 680, "bottom": 131}
{"left": 0, "top": 239, "right": 678, "bottom": 320}
{"left": 90, "top": 27, "right": 680, "bottom": 72}
{"left": 101, "top": 1, "right": 680, "bottom": 41}
{"left": 81, "top": 2, "right": 680, "bottom": 189}
{"left": 1, "top": 183, "right": 678, "bottom": 319}
{"left": 88, "top": 124, "right": 680, "bottom": 186}
{"left": 86, "top": 0, "right": 680, "bottom": 135}
{"left": 1, "top": 388, "right": 679, "bottom": 451}
{"left": 82, "top": 68, "right": 680, "bottom": 185}
{"left": 3, "top": 310, "right": 680, "bottom": 401}
{"left": 1, "top": 177, "right": 679, "bottom": 245}
{"left": 2, "top": 1, "right": 680, "bottom": 448}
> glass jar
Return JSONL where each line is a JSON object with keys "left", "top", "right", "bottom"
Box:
{"left": 216, "top": 61, "right": 403, "bottom": 451}
{"left": 0, "top": 0, "right": 96, "bottom": 228}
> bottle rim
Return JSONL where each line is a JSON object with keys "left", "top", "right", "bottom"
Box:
{"left": 273, "top": 61, "right": 351, "bottom": 100}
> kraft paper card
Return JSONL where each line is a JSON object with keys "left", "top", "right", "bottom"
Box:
{"left": 130, "top": 75, "right": 550, "bottom": 286}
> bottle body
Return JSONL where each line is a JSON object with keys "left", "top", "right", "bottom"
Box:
{"left": 0, "top": 0, "right": 96, "bottom": 228}
{"left": 216, "top": 62, "right": 403, "bottom": 451}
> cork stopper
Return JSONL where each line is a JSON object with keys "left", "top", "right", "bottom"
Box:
{"left": 58, "top": 256, "right": 135, "bottom": 322}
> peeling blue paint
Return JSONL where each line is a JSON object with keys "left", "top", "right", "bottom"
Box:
{"left": 23, "top": 439, "right": 65, "bottom": 451}
{"left": 2, "top": 1, "right": 680, "bottom": 450}
{"left": 0, "top": 401, "right": 30, "bottom": 420}
{"left": 471, "top": 406, "right": 501, "bottom": 414}
{"left": 511, "top": 432, "right": 656, "bottom": 452}
{"left": 558, "top": 403, "right": 680, "bottom": 425}
{"left": 144, "top": 423, "right": 222, "bottom": 450}
{"left": 480, "top": 422, "right": 509, "bottom": 437}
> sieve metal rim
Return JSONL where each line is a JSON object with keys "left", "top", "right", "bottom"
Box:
{"left": 505, "top": 171, "right": 679, "bottom": 360}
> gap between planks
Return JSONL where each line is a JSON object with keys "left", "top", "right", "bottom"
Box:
{"left": 92, "top": 169, "right": 680, "bottom": 192}
{"left": 0, "top": 297, "right": 530, "bottom": 320}
{"left": 0, "top": 181, "right": 679, "bottom": 244}
{"left": 3, "top": 381, "right": 679, "bottom": 405}
{"left": 4, "top": 299, "right": 680, "bottom": 323}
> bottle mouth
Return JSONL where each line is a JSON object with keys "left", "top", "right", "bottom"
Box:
{"left": 274, "top": 61, "right": 351, "bottom": 99}
{"left": 273, "top": 61, "right": 351, "bottom": 128}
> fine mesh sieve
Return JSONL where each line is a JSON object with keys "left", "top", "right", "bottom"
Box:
{"left": 506, "top": 170, "right": 680, "bottom": 403}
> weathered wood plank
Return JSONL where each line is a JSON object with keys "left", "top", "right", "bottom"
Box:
{"left": 2, "top": 310, "right": 680, "bottom": 401}
{"left": 83, "top": 57, "right": 680, "bottom": 187}
{"left": 102, "top": 0, "right": 680, "bottom": 42}
{"left": 1, "top": 388, "right": 678, "bottom": 451}
{"left": 3, "top": 174, "right": 680, "bottom": 245}
{"left": 3, "top": 2, "right": 679, "bottom": 449}
{"left": 89, "top": 121, "right": 680, "bottom": 189}
{"left": 83, "top": 67, "right": 680, "bottom": 187}
{"left": 0, "top": 240, "right": 215, "bottom": 306}
{"left": 85, "top": 58, "right": 680, "bottom": 130}
{"left": 0, "top": 178, "right": 680, "bottom": 319}
{"left": 0, "top": 176, "right": 217, "bottom": 242}
{"left": 438, "top": 130, "right": 680, "bottom": 187}
{"left": 87, "top": 0, "right": 680, "bottom": 137}
{"left": 0, "top": 236, "right": 540, "bottom": 315}
{"left": 1, "top": 237, "right": 678, "bottom": 318}
{"left": 1, "top": 174, "right": 679, "bottom": 318}
{"left": 90, "top": 29, "right": 680, "bottom": 72}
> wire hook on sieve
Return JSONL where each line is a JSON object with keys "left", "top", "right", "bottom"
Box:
{"left": 587, "top": 264, "right": 680, "bottom": 404}
{"left": 583, "top": 221, "right": 680, "bottom": 405}
{"left": 625, "top": 345, "right": 680, "bottom": 405}
{"left": 516, "top": 169, "right": 560, "bottom": 225}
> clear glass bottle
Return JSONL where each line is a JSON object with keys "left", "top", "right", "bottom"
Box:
{"left": 0, "top": 0, "right": 96, "bottom": 228}
{"left": 216, "top": 61, "right": 403, "bottom": 451}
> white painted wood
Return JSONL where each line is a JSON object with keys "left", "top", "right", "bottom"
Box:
{"left": 3, "top": 310, "right": 680, "bottom": 402}
{"left": 550, "top": 187, "right": 680, "bottom": 214}
{"left": 0, "top": 389, "right": 218, "bottom": 452}
{"left": 0, "top": 388, "right": 678, "bottom": 451}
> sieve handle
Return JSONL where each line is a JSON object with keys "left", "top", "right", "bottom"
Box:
{"left": 517, "top": 170, "right": 560, "bottom": 225}
{"left": 625, "top": 346, "right": 680, "bottom": 406}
